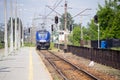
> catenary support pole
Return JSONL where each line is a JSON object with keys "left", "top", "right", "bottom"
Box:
{"left": 10, "top": 0, "right": 14, "bottom": 54}
{"left": 4, "top": 0, "right": 8, "bottom": 56}
{"left": 15, "top": 0, "right": 17, "bottom": 51}
{"left": 64, "top": 0, "right": 67, "bottom": 53}
{"left": 98, "top": 23, "right": 100, "bottom": 48}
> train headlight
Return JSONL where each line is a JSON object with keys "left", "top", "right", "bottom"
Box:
{"left": 39, "top": 40, "right": 46, "bottom": 42}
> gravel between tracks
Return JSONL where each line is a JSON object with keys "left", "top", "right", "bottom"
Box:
{"left": 50, "top": 49, "right": 120, "bottom": 80}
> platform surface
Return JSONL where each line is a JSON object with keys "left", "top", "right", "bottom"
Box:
{"left": 0, "top": 47, "right": 52, "bottom": 80}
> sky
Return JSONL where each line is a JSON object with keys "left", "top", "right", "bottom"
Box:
{"left": 0, "top": 0, "right": 105, "bottom": 30}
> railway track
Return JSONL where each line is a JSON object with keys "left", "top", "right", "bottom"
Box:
{"left": 39, "top": 50, "right": 100, "bottom": 80}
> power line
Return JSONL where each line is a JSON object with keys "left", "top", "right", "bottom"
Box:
{"left": 46, "top": 5, "right": 62, "bottom": 16}
{"left": 73, "top": 8, "right": 91, "bottom": 18}
{"left": 46, "top": 0, "right": 63, "bottom": 17}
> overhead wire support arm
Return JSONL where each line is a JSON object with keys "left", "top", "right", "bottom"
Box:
{"left": 73, "top": 8, "right": 91, "bottom": 18}
{"left": 45, "top": 0, "right": 63, "bottom": 17}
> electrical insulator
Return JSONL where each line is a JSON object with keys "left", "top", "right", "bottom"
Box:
{"left": 55, "top": 16, "right": 58, "bottom": 24}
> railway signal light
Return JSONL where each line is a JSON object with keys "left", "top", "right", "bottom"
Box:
{"left": 51, "top": 24, "right": 54, "bottom": 31}
{"left": 94, "top": 15, "right": 98, "bottom": 23}
{"left": 55, "top": 16, "right": 58, "bottom": 24}
{"left": 70, "top": 24, "right": 72, "bottom": 32}
{"left": 28, "top": 28, "right": 30, "bottom": 33}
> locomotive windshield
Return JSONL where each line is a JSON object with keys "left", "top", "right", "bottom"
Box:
{"left": 39, "top": 33, "right": 46, "bottom": 38}
{"left": 38, "top": 31, "right": 47, "bottom": 39}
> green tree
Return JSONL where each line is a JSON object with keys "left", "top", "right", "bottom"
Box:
{"left": 68, "top": 25, "right": 80, "bottom": 46}
{"left": 59, "top": 12, "right": 74, "bottom": 30}
{"left": 82, "top": 26, "right": 90, "bottom": 40}
{"left": 97, "top": 0, "right": 120, "bottom": 39}
{"left": 87, "top": 20, "right": 98, "bottom": 40}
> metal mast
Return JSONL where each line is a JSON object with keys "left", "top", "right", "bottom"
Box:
{"left": 18, "top": 11, "right": 21, "bottom": 48}
{"left": 10, "top": 0, "right": 14, "bottom": 54}
{"left": 4, "top": 0, "right": 8, "bottom": 56}
{"left": 15, "top": 0, "right": 17, "bottom": 50}
{"left": 64, "top": 0, "right": 67, "bottom": 52}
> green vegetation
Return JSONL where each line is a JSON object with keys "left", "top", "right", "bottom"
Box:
{"left": 0, "top": 43, "right": 3, "bottom": 49}
{"left": 59, "top": 12, "right": 74, "bottom": 30}
{"left": 111, "top": 47, "right": 120, "bottom": 51}
{"left": 24, "top": 43, "right": 35, "bottom": 47}
{"left": 0, "top": 42, "right": 4, "bottom": 49}
{"left": 68, "top": 0, "right": 120, "bottom": 47}
{"left": 97, "top": 0, "right": 120, "bottom": 39}
{"left": 49, "top": 42, "right": 55, "bottom": 50}
{"left": 69, "top": 25, "right": 80, "bottom": 46}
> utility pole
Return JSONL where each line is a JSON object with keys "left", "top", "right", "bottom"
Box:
{"left": 18, "top": 16, "right": 21, "bottom": 49}
{"left": 20, "top": 9, "right": 24, "bottom": 47}
{"left": 80, "top": 16, "right": 83, "bottom": 40}
{"left": 31, "top": 14, "right": 36, "bottom": 44}
{"left": 18, "top": 7, "right": 22, "bottom": 49}
{"left": 22, "top": 25, "right": 24, "bottom": 47}
{"left": 15, "top": 0, "right": 17, "bottom": 51}
{"left": 64, "top": 0, "right": 67, "bottom": 52}
{"left": 10, "top": 0, "right": 14, "bottom": 54}
{"left": 80, "top": 16, "right": 83, "bottom": 46}
{"left": 57, "top": 23, "right": 60, "bottom": 51}
{"left": 4, "top": 0, "right": 8, "bottom": 56}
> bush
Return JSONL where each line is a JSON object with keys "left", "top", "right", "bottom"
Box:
{"left": 49, "top": 42, "right": 54, "bottom": 50}
{"left": 0, "top": 42, "right": 4, "bottom": 49}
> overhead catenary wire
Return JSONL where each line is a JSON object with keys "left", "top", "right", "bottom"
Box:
{"left": 73, "top": 8, "right": 91, "bottom": 18}
{"left": 45, "top": 0, "right": 63, "bottom": 17}
{"left": 46, "top": 5, "right": 62, "bottom": 16}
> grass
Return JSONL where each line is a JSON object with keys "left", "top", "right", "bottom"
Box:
{"left": 111, "top": 47, "right": 120, "bottom": 51}
{"left": 0, "top": 43, "right": 4, "bottom": 49}
{"left": 24, "top": 42, "right": 35, "bottom": 47}
{"left": 49, "top": 42, "right": 55, "bottom": 50}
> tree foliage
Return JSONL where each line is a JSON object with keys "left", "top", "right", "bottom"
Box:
{"left": 59, "top": 12, "right": 74, "bottom": 30}
{"left": 97, "top": 0, "right": 120, "bottom": 39}
{"left": 70, "top": 26, "right": 80, "bottom": 46}
{"left": 87, "top": 0, "right": 120, "bottom": 40}
{"left": 67, "top": 0, "right": 120, "bottom": 46}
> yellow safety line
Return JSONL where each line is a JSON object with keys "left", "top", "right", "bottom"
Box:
{"left": 29, "top": 49, "right": 33, "bottom": 80}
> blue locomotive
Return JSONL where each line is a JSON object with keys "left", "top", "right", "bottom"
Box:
{"left": 36, "top": 30, "right": 50, "bottom": 50}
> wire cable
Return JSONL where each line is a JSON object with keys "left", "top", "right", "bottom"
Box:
{"left": 46, "top": 0, "right": 63, "bottom": 17}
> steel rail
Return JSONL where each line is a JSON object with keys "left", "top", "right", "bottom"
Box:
{"left": 48, "top": 51, "right": 100, "bottom": 80}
